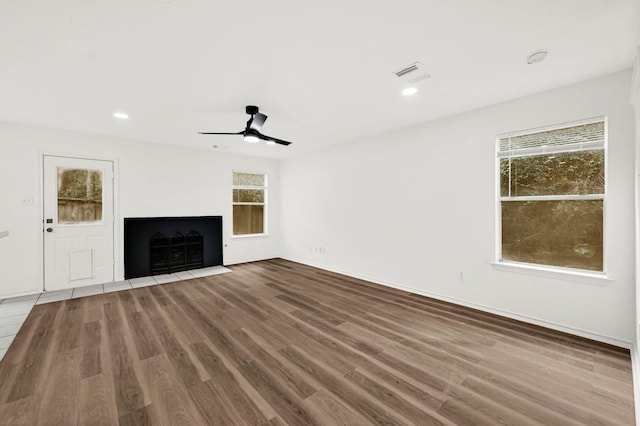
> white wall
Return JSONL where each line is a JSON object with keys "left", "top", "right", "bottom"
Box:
{"left": 0, "top": 123, "right": 280, "bottom": 298}
{"left": 281, "top": 69, "right": 636, "bottom": 346}
{"left": 631, "top": 47, "right": 640, "bottom": 419}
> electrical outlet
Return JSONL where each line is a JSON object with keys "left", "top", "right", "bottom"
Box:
{"left": 457, "top": 271, "right": 464, "bottom": 281}
{"left": 20, "top": 197, "right": 33, "bottom": 205}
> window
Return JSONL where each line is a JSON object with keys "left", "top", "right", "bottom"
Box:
{"left": 232, "top": 171, "right": 266, "bottom": 236}
{"left": 497, "top": 119, "right": 605, "bottom": 272}
{"left": 57, "top": 167, "right": 103, "bottom": 224}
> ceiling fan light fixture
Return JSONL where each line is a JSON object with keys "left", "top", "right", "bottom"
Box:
{"left": 244, "top": 134, "right": 260, "bottom": 143}
{"left": 199, "top": 105, "right": 292, "bottom": 146}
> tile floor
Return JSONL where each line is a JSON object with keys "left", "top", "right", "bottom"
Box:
{"left": 0, "top": 265, "right": 231, "bottom": 362}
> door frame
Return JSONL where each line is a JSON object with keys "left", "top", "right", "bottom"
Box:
{"left": 39, "top": 152, "right": 120, "bottom": 291}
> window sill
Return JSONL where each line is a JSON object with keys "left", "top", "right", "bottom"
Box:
{"left": 491, "top": 261, "right": 612, "bottom": 284}
{"left": 231, "top": 233, "right": 269, "bottom": 239}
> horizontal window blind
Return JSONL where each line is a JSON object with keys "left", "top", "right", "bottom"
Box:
{"left": 498, "top": 120, "right": 605, "bottom": 158}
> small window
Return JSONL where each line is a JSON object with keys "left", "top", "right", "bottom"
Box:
{"left": 232, "top": 172, "right": 266, "bottom": 236}
{"left": 57, "top": 167, "right": 103, "bottom": 224}
{"left": 497, "top": 119, "right": 605, "bottom": 272}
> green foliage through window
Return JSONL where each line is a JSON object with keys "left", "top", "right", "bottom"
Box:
{"left": 233, "top": 172, "right": 265, "bottom": 186}
{"left": 58, "top": 168, "right": 103, "bottom": 201}
{"left": 500, "top": 150, "right": 604, "bottom": 197}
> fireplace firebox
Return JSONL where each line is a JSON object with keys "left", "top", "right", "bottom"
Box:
{"left": 149, "top": 230, "right": 204, "bottom": 275}
{"left": 124, "top": 216, "right": 222, "bottom": 279}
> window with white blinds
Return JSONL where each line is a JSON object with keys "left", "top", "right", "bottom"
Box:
{"left": 497, "top": 118, "right": 606, "bottom": 272}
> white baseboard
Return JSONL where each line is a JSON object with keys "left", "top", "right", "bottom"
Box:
{"left": 632, "top": 345, "right": 640, "bottom": 426}
{"left": 225, "top": 256, "right": 279, "bottom": 266}
{"left": 282, "top": 256, "right": 632, "bottom": 349}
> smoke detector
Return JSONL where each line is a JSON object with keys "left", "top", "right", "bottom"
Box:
{"left": 527, "top": 50, "right": 548, "bottom": 64}
{"left": 393, "top": 62, "right": 430, "bottom": 84}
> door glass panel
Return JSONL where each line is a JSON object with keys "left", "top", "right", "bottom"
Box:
{"left": 57, "top": 167, "right": 103, "bottom": 224}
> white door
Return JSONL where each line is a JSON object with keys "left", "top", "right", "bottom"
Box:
{"left": 43, "top": 155, "right": 114, "bottom": 291}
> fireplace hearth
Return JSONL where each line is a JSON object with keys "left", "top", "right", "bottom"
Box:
{"left": 124, "top": 216, "right": 222, "bottom": 279}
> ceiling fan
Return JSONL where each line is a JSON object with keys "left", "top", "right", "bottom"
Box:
{"left": 199, "top": 105, "right": 292, "bottom": 146}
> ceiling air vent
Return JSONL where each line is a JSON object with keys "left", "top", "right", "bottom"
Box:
{"left": 393, "top": 62, "right": 430, "bottom": 84}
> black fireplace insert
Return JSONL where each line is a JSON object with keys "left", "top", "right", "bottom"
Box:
{"left": 124, "top": 216, "right": 222, "bottom": 279}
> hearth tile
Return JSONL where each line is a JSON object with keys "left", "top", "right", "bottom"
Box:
{"left": 130, "top": 276, "right": 157, "bottom": 288}
{"left": 153, "top": 274, "right": 180, "bottom": 284}
{"left": 0, "top": 321, "right": 23, "bottom": 338}
{"left": 72, "top": 284, "right": 104, "bottom": 298}
{"left": 174, "top": 271, "right": 194, "bottom": 280}
{"left": 36, "top": 289, "right": 73, "bottom": 304}
{"left": 1, "top": 293, "right": 40, "bottom": 304}
{"left": 0, "top": 313, "right": 29, "bottom": 328}
{"left": 0, "top": 334, "right": 15, "bottom": 350}
{"left": 0, "top": 300, "right": 36, "bottom": 317}
{"left": 103, "top": 280, "right": 132, "bottom": 293}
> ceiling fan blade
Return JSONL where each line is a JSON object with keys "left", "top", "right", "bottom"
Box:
{"left": 258, "top": 132, "right": 292, "bottom": 146}
{"left": 248, "top": 112, "right": 268, "bottom": 131}
{"left": 198, "top": 131, "right": 243, "bottom": 135}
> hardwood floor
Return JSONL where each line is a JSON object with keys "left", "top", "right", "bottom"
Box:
{"left": 0, "top": 259, "right": 634, "bottom": 425}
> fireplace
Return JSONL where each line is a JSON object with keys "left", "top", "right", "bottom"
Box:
{"left": 149, "top": 230, "right": 204, "bottom": 275}
{"left": 124, "top": 216, "right": 222, "bottom": 279}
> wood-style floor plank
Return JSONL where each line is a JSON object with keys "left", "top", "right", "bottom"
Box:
{"left": 0, "top": 259, "right": 634, "bottom": 425}
{"left": 104, "top": 313, "right": 147, "bottom": 418}
{"left": 303, "top": 389, "right": 372, "bottom": 426}
{"left": 77, "top": 373, "right": 119, "bottom": 426}
{"left": 5, "top": 305, "right": 59, "bottom": 403}
{"left": 36, "top": 348, "right": 81, "bottom": 425}
{"left": 139, "top": 354, "right": 204, "bottom": 425}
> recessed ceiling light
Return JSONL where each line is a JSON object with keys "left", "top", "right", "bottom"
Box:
{"left": 402, "top": 87, "right": 418, "bottom": 96}
{"left": 527, "top": 50, "right": 548, "bottom": 65}
{"left": 113, "top": 111, "right": 129, "bottom": 120}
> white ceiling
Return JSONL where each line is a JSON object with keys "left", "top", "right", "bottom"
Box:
{"left": 1, "top": 0, "right": 638, "bottom": 159}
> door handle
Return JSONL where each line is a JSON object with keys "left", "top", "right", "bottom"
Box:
{"left": 46, "top": 228, "right": 53, "bottom": 233}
